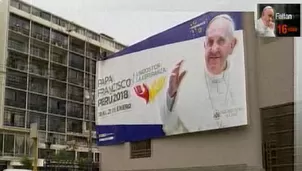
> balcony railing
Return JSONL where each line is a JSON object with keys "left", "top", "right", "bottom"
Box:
{"left": 6, "top": 71, "right": 27, "bottom": 90}
{"left": 86, "top": 51, "right": 98, "bottom": 59}
{"left": 29, "top": 82, "right": 47, "bottom": 94}
{"left": 50, "top": 88, "right": 66, "bottom": 98}
{"left": 68, "top": 137, "right": 88, "bottom": 147}
{"left": 67, "top": 108, "right": 83, "bottom": 118}
{"left": 9, "top": 24, "right": 30, "bottom": 35}
{"left": 4, "top": 107, "right": 26, "bottom": 128}
{"left": 27, "top": 113, "right": 47, "bottom": 130}
{"left": 70, "top": 46, "right": 84, "bottom": 55}
{"left": 31, "top": 32, "right": 50, "bottom": 43}
{"left": 69, "top": 94, "right": 83, "bottom": 102}
{"left": 7, "top": 54, "right": 27, "bottom": 71}
{"left": 29, "top": 64, "right": 48, "bottom": 77}
{"left": 51, "top": 38, "right": 68, "bottom": 49}
{"left": 28, "top": 102, "right": 47, "bottom": 112}
{"left": 30, "top": 46, "right": 48, "bottom": 59}
{"left": 49, "top": 108, "right": 66, "bottom": 115}
{"left": 5, "top": 98, "right": 26, "bottom": 109}
{"left": 51, "top": 53, "right": 66, "bottom": 64}
{"left": 48, "top": 118, "right": 66, "bottom": 133}
{"left": 67, "top": 122, "right": 83, "bottom": 134}
{"left": 8, "top": 39, "right": 28, "bottom": 53}
{"left": 50, "top": 68, "right": 67, "bottom": 81}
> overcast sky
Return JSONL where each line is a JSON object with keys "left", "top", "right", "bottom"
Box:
{"left": 22, "top": 0, "right": 259, "bottom": 45}
{"left": 23, "top": 0, "right": 301, "bottom": 45}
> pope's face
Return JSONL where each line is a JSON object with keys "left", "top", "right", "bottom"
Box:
{"left": 204, "top": 19, "right": 236, "bottom": 75}
{"left": 262, "top": 8, "right": 274, "bottom": 26}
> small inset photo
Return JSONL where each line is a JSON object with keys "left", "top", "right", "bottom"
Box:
{"left": 256, "top": 4, "right": 301, "bottom": 37}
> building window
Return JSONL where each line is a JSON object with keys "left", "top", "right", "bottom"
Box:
{"left": 51, "top": 50, "right": 67, "bottom": 64}
{"left": 4, "top": 107, "right": 25, "bottom": 128}
{"left": 85, "top": 105, "right": 95, "bottom": 121}
{"left": 8, "top": 38, "right": 28, "bottom": 53}
{"left": 52, "top": 15, "right": 67, "bottom": 28}
{"left": 5, "top": 88, "right": 26, "bottom": 108}
{"left": 28, "top": 93, "right": 47, "bottom": 112}
{"left": 69, "top": 37, "right": 85, "bottom": 55}
{"left": 38, "top": 132, "right": 46, "bottom": 143}
{"left": 49, "top": 80, "right": 66, "bottom": 98}
{"left": 20, "top": 3, "right": 30, "bottom": 13}
{"left": 48, "top": 115, "right": 66, "bottom": 133}
{"left": 10, "top": 0, "right": 19, "bottom": 8}
{"left": 27, "top": 112, "right": 47, "bottom": 130}
{"left": 261, "top": 103, "right": 294, "bottom": 171}
{"left": 86, "top": 44, "right": 100, "bottom": 60}
{"left": 4, "top": 134, "right": 14, "bottom": 156}
{"left": 51, "top": 31, "right": 68, "bottom": 49}
{"left": 52, "top": 134, "right": 66, "bottom": 145}
{"left": 50, "top": 64, "right": 67, "bottom": 82}
{"left": 29, "top": 58, "right": 48, "bottom": 77}
{"left": 15, "top": 134, "right": 25, "bottom": 156}
{"left": 85, "top": 121, "right": 95, "bottom": 132}
{"left": 7, "top": 50, "right": 28, "bottom": 71}
{"left": 49, "top": 98, "right": 66, "bottom": 115}
{"left": 32, "top": 7, "right": 51, "bottom": 21}
{"left": 101, "top": 37, "right": 115, "bottom": 48}
{"left": 91, "top": 61, "right": 96, "bottom": 75}
{"left": 130, "top": 139, "right": 151, "bottom": 159}
{"left": 67, "top": 135, "right": 87, "bottom": 147}
{"left": 29, "top": 76, "right": 48, "bottom": 94}
{"left": 68, "top": 69, "right": 84, "bottom": 86}
{"left": 31, "top": 22, "right": 50, "bottom": 42}
{"left": 10, "top": 0, "right": 30, "bottom": 13}
{"left": 95, "top": 153, "right": 100, "bottom": 162}
{"left": 85, "top": 59, "right": 91, "bottom": 73}
{"left": 6, "top": 69, "right": 27, "bottom": 90}
{"left": 87, "top": 31, "right": 100, "bottom": 41}
{"left": 9, "top": 14, "right": 30, "bottom": 35}
{"left": 75, "top": 25, "right": 85, "bottom": 36}
{"left": 69, "top": 53, "right": 84, "bottom": 70}
{"left": 68, "top": 85, "right": 83, "bottom": 102}
{"left": 67, "top": 119, "right": 82, "bottom": 133}
{"left": 67, "top": 102, "right": 83, "bottom": 119}
{"left": 26, "top": 137, "right": 33, "bottom": 156}
{"left": 0, "top": 134, "right": 3, "bottom": 154}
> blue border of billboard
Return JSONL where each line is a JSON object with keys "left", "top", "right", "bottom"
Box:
{"left": 96, "top": 12, "right": 243, "bottom": 146}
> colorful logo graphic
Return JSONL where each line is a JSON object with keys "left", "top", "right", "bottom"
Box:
{"left": 134, "top": 76, "right": 166, "bottom": 104}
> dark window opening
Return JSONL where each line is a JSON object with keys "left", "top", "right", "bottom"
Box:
{"left": 130, "top": 139, "right": 151, "bottom": 159}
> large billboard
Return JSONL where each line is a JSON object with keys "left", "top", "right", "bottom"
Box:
{"left": 96, "top": 12, "right": 248, "bottom": 146}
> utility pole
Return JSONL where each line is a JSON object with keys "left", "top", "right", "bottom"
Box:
{"left": 30, "top": 123, "right": 38, "bottom": 171}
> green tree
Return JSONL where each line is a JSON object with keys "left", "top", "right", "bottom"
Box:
{"left": 52, "top": 149, "right": 74, "bottom": 162}
{"left": 20, "top": 156, "right": 33, "bottom": 170}
{"left": 78, "top": 157, "right": 89, "bottom": 171}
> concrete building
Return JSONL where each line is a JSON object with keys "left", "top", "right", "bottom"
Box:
{"left": 0, "top": 0, "right": 125, "bottom": 169}
{"left": 99, "top": 13, "right": 295, "bottom": 171}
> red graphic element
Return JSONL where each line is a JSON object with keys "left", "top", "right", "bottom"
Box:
{"left": 134, "top": 84, "right": 150, "bottom": 104}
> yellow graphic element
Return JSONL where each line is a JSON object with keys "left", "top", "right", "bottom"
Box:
{"left": 148, "top": 76, "right": 166, "bottom": 103}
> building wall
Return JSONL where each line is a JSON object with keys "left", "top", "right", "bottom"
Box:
{"left": 99, "top": 12, "right": 294, "bottom": 171}
{"left": 295, "top": 38, "right": 302, "bottom": 168}
{"left": 257, "top": 37, "right": 294, "bottom": 107}
{"left": 0, "top": 0, "right": 10, "bottom": 127}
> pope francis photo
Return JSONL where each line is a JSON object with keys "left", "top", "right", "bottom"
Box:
{"left": 159, "top": 14, "right": 247, "bottom": 135}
